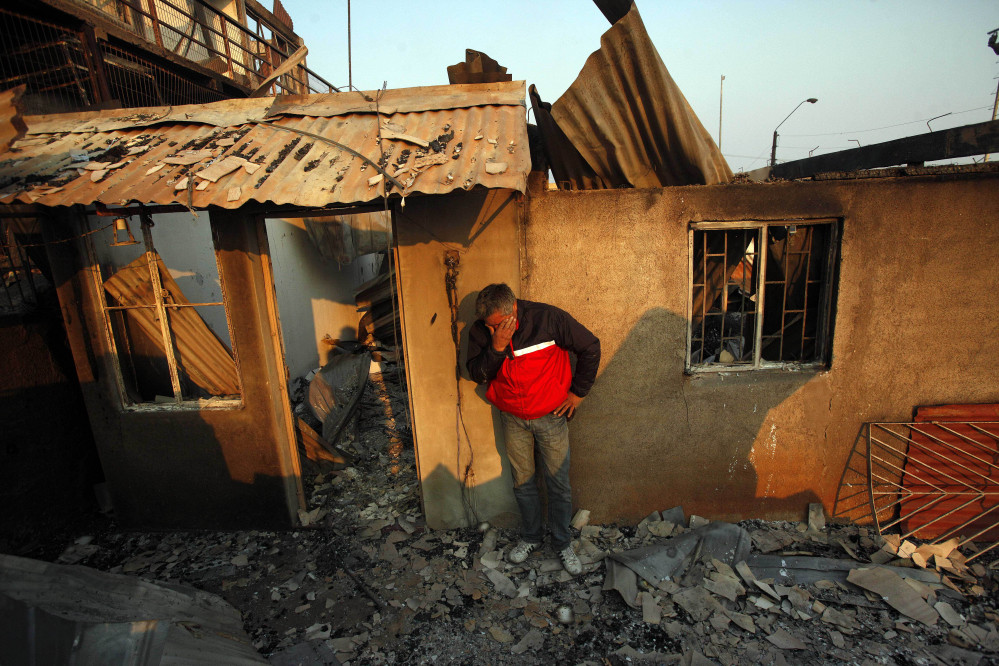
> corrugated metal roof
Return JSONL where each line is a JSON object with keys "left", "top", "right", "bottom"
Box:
{"left": 548, "top": 4, "right": 731, "bottom": 188}
{"left": 0, "top": 82, "right": 529, "bottom": 209}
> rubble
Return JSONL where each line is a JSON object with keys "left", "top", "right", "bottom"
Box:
{"left": 7, "top": 366, "right": 999, "bottom": 664}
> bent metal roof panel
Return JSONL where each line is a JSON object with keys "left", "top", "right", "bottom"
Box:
{"left": 0, "top": 82, "right": 529, "bottom": 209}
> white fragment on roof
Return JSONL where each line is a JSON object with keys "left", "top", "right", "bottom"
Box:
{"left": 90, "top": 170, "right": 106, "bottom": 182}
{"left": 485, "top": 161, "right": 508, "bottom": 175}
{"left": 227, "top": 187, "right": 241, "bottom": 202}
{"left": 195, "top": 156, "right": 246, "bottom": 183}
{"left": 243, "top": 162, "right": 261, "bottom": 175}
{"left": 196, "top": 180, "right": 209, "bottom": 191}
{"left": 413, "top": 153, "right": 448, "bottom": 170}
{"left": 174, "top": 177, "right": 189, "bottom": 191}
{"left": 145, "top": 164, "right": 165, "bottom": 175}
{"left": 162, "top": 155, "right": 205, "bottom": 166}
{"left": 379, "top": 128, "right": 430, "bottom": 149}
{"left": 367, "top": 173, "right": 383, "bottom": 187}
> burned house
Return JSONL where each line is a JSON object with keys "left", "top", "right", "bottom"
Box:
{"left": 0, "top": 81, "right": 529, "bottom": 528}
{"left": 1, "top": 0, "right": 997, "bottom": 549}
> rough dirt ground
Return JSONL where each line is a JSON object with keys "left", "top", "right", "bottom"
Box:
{"left": 28, "top": 367, "right": 999, "bottom": 664}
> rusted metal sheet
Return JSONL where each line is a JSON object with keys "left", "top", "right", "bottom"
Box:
{"left": 549, "top": 4, "right": 731, "bottom": 188}
{"left": 528, "top": 84, "right": 609, "bottom": 190}
{"left": 103, "top": 252, "right": 240, "bottom": 397}
{"left": 23, "top": 82, "right": 526, "bottom": 135}
{"left": 0, "top": 86, "right": 26, "bottom": 152}
{"left": 0, "top": 82, "right": 530, "bottom": 209}
{"left": 867, "top": 405, "right": 999, "bottom": 560}
{"left": 447, "top": 49, "right": 512, "bottom": 85}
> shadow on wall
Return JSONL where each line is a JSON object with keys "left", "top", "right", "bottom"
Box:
{"left": 101, "top": 395, "right": 298, "bottom": 530}
{"left": 569, "top": 307, "right": 823, "bottom": 525}
{"left": 0, "top": 313, "right": 102, "bottom": 554}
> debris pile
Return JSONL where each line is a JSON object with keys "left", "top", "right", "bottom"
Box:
{"left": 33, "top": 369, "right": 999, "bottom": 664}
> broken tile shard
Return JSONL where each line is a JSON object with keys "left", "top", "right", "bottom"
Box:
{"left": 847, "top": 567, "right": 939, "bottom": 626}
{"left": 766, "top": 628, "right": 806, "bottom": 650}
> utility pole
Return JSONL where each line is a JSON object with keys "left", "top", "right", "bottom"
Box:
{"left": 347, "top": 0, "right": 352, "bottom": 91}
{"left": 718, "top": 75, "right": 725, "bottom": 150}
{"left": 987, "top": 28, "right": 998, "bottom": 162}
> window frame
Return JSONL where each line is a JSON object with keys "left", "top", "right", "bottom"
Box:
{"left": 84, "top": 209, "right": 244, "bottom": 411}
{"left": 685, "top": 218, "right": 840, "bottom": 374}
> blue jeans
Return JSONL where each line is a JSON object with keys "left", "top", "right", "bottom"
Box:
{"left": 500, "top": 411, "right": 573, "bottom": 551}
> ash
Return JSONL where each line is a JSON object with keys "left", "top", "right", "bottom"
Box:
{"left": 41, "top": 367, "right": 999, "bottom": 665}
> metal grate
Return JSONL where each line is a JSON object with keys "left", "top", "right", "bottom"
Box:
{"left": 72, "top": 0, "right": 336, "bottom": 95}
{"left": 0, "top": 8, "right": 97, "bottom": 114}
{"left": 867, "top": 420, "right": 999, "bottom": 562}
{"left": 99, "top": 41, "right": 227, "bottom": 107}
{"left": 688, "top": 220, "right": 837, "bottom": 371}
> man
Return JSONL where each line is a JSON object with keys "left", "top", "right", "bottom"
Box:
{"left": 466, "top": 283, "right": 600, "bottom": 575}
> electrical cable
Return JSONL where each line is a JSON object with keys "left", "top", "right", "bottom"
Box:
{"left": 0, "top": 220, "right": 114, "bottom": 250}
{"left": 784, "top": 106, "right": 991, "bottom": 138}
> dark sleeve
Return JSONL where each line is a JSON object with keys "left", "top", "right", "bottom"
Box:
{"left": 553, "top": 308, "right": 601, "bottom": 397}
{"left": 466, "top": 320, "right": 508, "bottom": 384}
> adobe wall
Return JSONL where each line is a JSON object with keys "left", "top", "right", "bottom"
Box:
{"left": 524, "top": 174, "right": 999, "bottom": 525}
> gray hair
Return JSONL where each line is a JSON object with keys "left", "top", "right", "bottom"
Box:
{"left": 475, "top": 283, "right": 516, "bottom": 320}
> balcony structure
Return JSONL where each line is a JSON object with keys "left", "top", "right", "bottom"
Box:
{"left": 0, "top": 0, "right": 337, "bottom": 114}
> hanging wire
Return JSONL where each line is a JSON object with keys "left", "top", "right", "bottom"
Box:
{"left": 784, "top": 106, "right": 991, "bottom": 138}
{"left": 0, "top": 220, "right": 114, "bottom": 250}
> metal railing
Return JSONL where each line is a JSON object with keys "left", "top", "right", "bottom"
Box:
{"left": 71, "top": 0, "right": 337, "bottom": 95}
{"left": 866, "top": 420, "right": 999, "bottom": 562}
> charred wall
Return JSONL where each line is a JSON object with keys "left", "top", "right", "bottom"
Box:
{"left": 524, "top": 173, "right": 999, "bottom": 525}
{"left": 0, "top": 304, "right": 100, "bottom": 553}
{"left": 44, "top": 207, "right": 302, "bottom": 530}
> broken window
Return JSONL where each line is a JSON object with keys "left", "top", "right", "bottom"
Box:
{"left": 86, "top": 210, "right": 241, "bottom": 407}
{"left": 688, "top": 219, "right": 838, "bottom": 371}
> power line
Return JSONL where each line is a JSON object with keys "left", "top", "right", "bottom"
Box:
{"left": 784, "top": 106, "right": 991, "bottom": 138}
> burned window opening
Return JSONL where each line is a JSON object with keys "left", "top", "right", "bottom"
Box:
{"left": 86, "top": 210, "right": 242, "bottom": 407}
{"left": 688, "top": 219, "right": 838, "bottom": 372}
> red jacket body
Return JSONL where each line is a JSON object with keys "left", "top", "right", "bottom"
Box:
{"left": 467, "top": 300, "right": 600, "bottom": 420}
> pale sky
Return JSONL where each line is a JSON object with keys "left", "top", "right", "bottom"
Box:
{"left": 282, "top": 0, "right": 998, "bottom": 173}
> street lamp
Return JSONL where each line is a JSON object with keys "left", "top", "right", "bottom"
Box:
{"left": 770, "top": 98, "right": 818, "bottom": 166}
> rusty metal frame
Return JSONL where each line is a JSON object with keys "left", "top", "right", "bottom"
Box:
{"left": 866, "top": 420, "right": 999, "bottom": 562}
{"left": 82, "top": 207, "right": 243, "bottom": 411}
{"left": 69, "top": 0, "right": 336, "bottom": 95}
{"left": 686, "top": 218, "right": 838, "bottom": 373}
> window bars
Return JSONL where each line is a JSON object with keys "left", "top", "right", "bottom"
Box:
{"left": 687, "top": 220, "right": 838, "bottom": 372}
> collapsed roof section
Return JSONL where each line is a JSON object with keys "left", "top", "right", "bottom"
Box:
{"left": 0, "top": 81, "right": 530, "bottom": 209}
{"left": 533, "top": 2, "right": 731, "bottom": 189}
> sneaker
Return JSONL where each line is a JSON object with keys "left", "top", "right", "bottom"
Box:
{"left": 508, "top": 541, "right": 539, "bottom": 564}
{"left": 559, "top": 545, "right": 582, "bottom": 576}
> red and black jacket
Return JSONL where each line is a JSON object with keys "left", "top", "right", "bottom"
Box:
{"left": 466, "top": 299, "right": 600, "bottom": 420}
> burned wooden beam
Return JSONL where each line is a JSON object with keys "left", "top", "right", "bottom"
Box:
{"left": 768, "top": 120, "right": 999, "bottom": 181}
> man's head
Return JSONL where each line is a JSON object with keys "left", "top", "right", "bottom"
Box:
{"left": 476, "top": 283, "right": 517, "bottom": 327}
